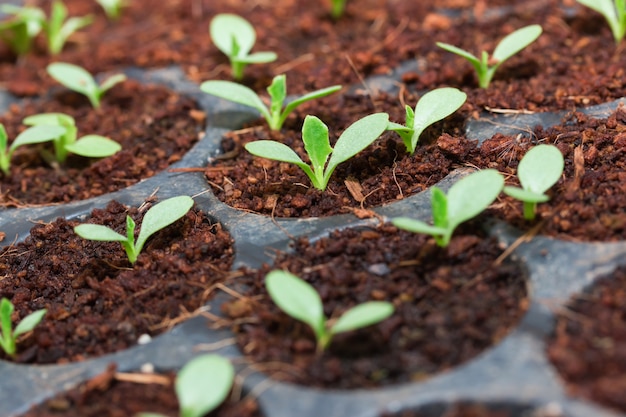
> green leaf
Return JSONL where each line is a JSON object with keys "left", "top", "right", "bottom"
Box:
{"left": 64, "top": 135, "right": 121, "bottom": 158}
{"left": 431, "top": 186, "right": 448, "bottom": 229}
{"left": 283, "top": 85, "right": 342, "bottom": 118}
{"left": 325, "top": 112, "right": 389, "bottom": 181}
{"left": 99, "top": 73, "right": 127, "bottom": 92}
{"left": 176, "top": 355, "right": 235, "bottom": 417}
{"left": 446, "top": 169, "right": 504, "bottom": 229}
{"left": 47, "top": 62, "right": 99, "bottom": 102}
{"left": 492, "top": 25, "right": 543, "bottom": 64}
{"left": 302, "top": 115, "right": 332, "bottom": 180}
{"left": 331, "top": 301, "right": 394, "bottom": 335}
{"left": 391, "top": 217, "right": 448, "bottom": 237}
{"left": 74, "top": 223, "right": 128, "bottom": 242}
{"left": 502, "top": 186, "right": 549, "bottom": 203}
{"left": 436, "top": 42, "right": 480, "bottom": 66}
{"left": 0, "top": 298, "right": 15, "bottom": 355}
{"left": 13, "top": 309, "right": 46, "bottom": 338}
{"left": 516, "top": 144, "right": 564, "bottom": 194}
{"left": 410, "top": 87, "right": 466, "bottom": 153}
{"left": 245, "top": 140, "right": 308, "bottom": 167}
{"left": 210, "top": 14, "right": 256, "bottom": 57}
{"left": 265, "top": 270, "right": 326, "bottom": 342}
{"left": 235, "top": 51, "right": 278, "bottom": 63}
{"left": 134, "top": 196, "right": 194, "bottom": 256}
{"left": 23, "top": 112, "right": 75, "bottom": 127}
{"left": 267, "top": 74, "right": 287, "bottom": 122}
{"left": 200, "top": 80, "right": 270, "bottom": 121}
{"left": 9, "top": 125, "right": 67, "bottom": 150}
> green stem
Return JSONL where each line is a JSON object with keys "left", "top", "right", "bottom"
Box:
{"left": 523, "top": 202, "right": 536, "bottom": 221}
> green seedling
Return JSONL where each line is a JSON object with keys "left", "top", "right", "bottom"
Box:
{"left": 330, "top": 0, "right": 348, "bottom": 19}
{"left": 387, "top": 87, "right": 467, "bottom": 154}
{"left": 137, "top": 354, "right": 235, "bottom": 417}
{"left": 577, "top": 0, "right": 626, "bottom": 44}
{"left": 47, "top": 62, "right": 127, "bottom": 109}
{"left": 95, "top": 0, "right": 127, "bottom": 20}
{"left": 392, "top": 169, "right": 504, "bottom": 247}
{"left": 200, "top": 74, "right": 341, "bottom": 131}
{"left": 209, "top": 13, "right": 277, "bottom": 80}
{"left": 266, "top": 270, "right": 394, "bottom": 353}
{"left": 23, "top": 112, "right": 121, "bottom": 163}
{"left": 0, "top": 5, "right": 44, "bottom": 57}
{"left": 436, "top": 24, "right": 542, "bottom": 88}
{"left": 0, "top": 298, "right": 46, "bottom": 356}
{"left": 74, "top": 195, "right": 194, "bottom": 265}
{"left": 503, "top": 144, "right": 564, "bottom": 221}
{"left": 0, "top": 123, "right": 67, "bottom": 175}
{"left": 245, "top": 112, "right": 389, "bottom": 191}
{"left": 42, "top": 0, "right": 93, "bottom": 55}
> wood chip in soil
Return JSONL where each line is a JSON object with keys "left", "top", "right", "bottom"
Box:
{"left": 0, "top": 200, "right": 233, "bottom": 364}
{"left": 222, "top": 222, "right": 528, "bottom": 389}
{"left": 0, "top": 79, "right": 202, "bottom": 206}
{"left": 18, "top": 364, "right": 261, "bottom": 417}
{"left": 547, "top": 265, "right": 626, "bottom": 413}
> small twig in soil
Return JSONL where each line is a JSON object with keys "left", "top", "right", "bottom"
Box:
{"left": 493, "top": 221, "right": 544, "bottom": 266}
{"left": 114, "top": 372, "right": 171, "bottom": 386}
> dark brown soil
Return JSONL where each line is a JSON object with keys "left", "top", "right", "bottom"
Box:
{"left": 475, "top": 105, "right": 626, "bottom": 242}
{"left": 0, "top": 200, "right": 234, "bottom": 364}
{"left": 547, "top": 265, "right": 626, "bottom": 413}
{"left": 19, "top": 364, "right": 261, "bottom": 417}
{"left": 222, "top": 222, "right": 528, "bottom": 389}
{"left": 0, "top": 79, "right": 203, "bottom": 206}
{"left": 382, "top": 403, "right": 545, "bottom": 417}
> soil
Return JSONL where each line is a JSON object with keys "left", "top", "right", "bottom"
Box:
{"left": 547, "top": 265, "right": 626, "bottom": 413}
{"left": 19, "top": 364, "right": 261, "bottom": 417}
{"left": 0, "top": 78, "right": 203, "bottom": 206}
{"left": 222, "top": 222, "right": 528, "bottom": 389}
{"left": 0, "top": 200, "right": 234, "bottom": 364}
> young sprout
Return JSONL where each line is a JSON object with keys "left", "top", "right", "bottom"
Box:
{"left": 0, "top": 298, "right": 46, "bottom": 357}
{"left": 209, "top": 13, "right": 277, "bottom": 80}
{"left": 265, "top": 270, "right": 394, "bottom": 353}
{"left": 576, "top": 0, "right": 626, "bottom": 44}
{"left": 41, "top": 0, "right": 93, "bottom": 55}
{"left": 74, "top": 196, "right": 194, "bottom": 265}
{"left": 392, "top": 169, "right": 504, "bottom": 247}
{"left": 95, "top": 0, "right": 127, "bottom": 20}
{"left": 330, "top": 0, "right": 348, "bottom": 19}
{"left": 436, "top": 24, "right": 543, "bottom": 88}
{"left": 137, "top": 354, "right": 235, "bottom": 417}
{"left": 200, "top": 74, "right": 341, "bottom": 131}
{"left": 0, "top": 123, "right": 67, "bottom": 175}
{"left": 244, "top": 112, "right": 389, "bottom": 191}
{"left": 387, "top": 87, "right": 467, "bottom": 154}
{"left": 0, "top": 4, "right": 45, "bottom": 57}
{"left": 47, "top": 62, "right": 127, "bottom": 109}
{"left": 503, "top": 144, "right": 564, "bottom": 221}
{"left": 23, "top": 112, "right": 121, "bottom": 163}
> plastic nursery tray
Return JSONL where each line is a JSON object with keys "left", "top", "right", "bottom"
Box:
{"left": 1, "top": 63, "right": 626, "bottom": 417}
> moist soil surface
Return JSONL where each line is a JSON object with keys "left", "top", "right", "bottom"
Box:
{"left": 222, "top": 222, "right": 528, "bottom": 389}
{"left": 547, "top": 265, "right": 626, "bottom": 413}
{"left": 0, "top": 200, "right": 234, "bottom": 364}
{"left": 0, "top": 79, "right": 203, "bottom": 206}
{"left": 19, "top": 364, "right": 260, "bottom": 417}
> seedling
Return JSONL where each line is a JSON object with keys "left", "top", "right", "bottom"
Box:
{"left": 0, "top": 4, "right": 44, "bottom": 56}
{"left": 74, "top": 195, "right": 194, "bottom": 265}
{"left": 137, "top": 354, "right": 235, "bottom": 417}
{"left": 95, "top": 0, "right": 127, "bottom": 20}
{"left": 387, "top": 87, "right": 467, "bottom": 154}
{"left": 0, "top": 123, "right": 67, "bottom": 175}
{"left": 47, "top": 62, "right": 127, "bottom": 109}
{"left": 245, "top": 112, "right": 389, "bottom": 191}
{"left": 392, "top": 169, "right": 504, "bottom": 247}
{"left": 503, "top": 144, "right": 564, "bottom": 220}
{"left": 0, "top": 298, "right": 46, "bottom": 357}
{"left": 265, "top": 270, "right": 394, "bottom": 353}
{"left": 41, "top": 0, "right": 93, "bottom": 55}
{"left": 209, "top": 13, "right": 277, "bottom": 80}
{"left": 330, "top": 0, "right": 348, "bottom": 19}
{"left": 200, "top": 74, "right": 341, "bottom": 131}
{"left": 23, "top": 112, "right": 121, "bottom": 163}
{"left": 436, "top": 24, "right": 543, "bottom": 88}
{"left": 576, "top": 0, "right": 626, "bottom": 44}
